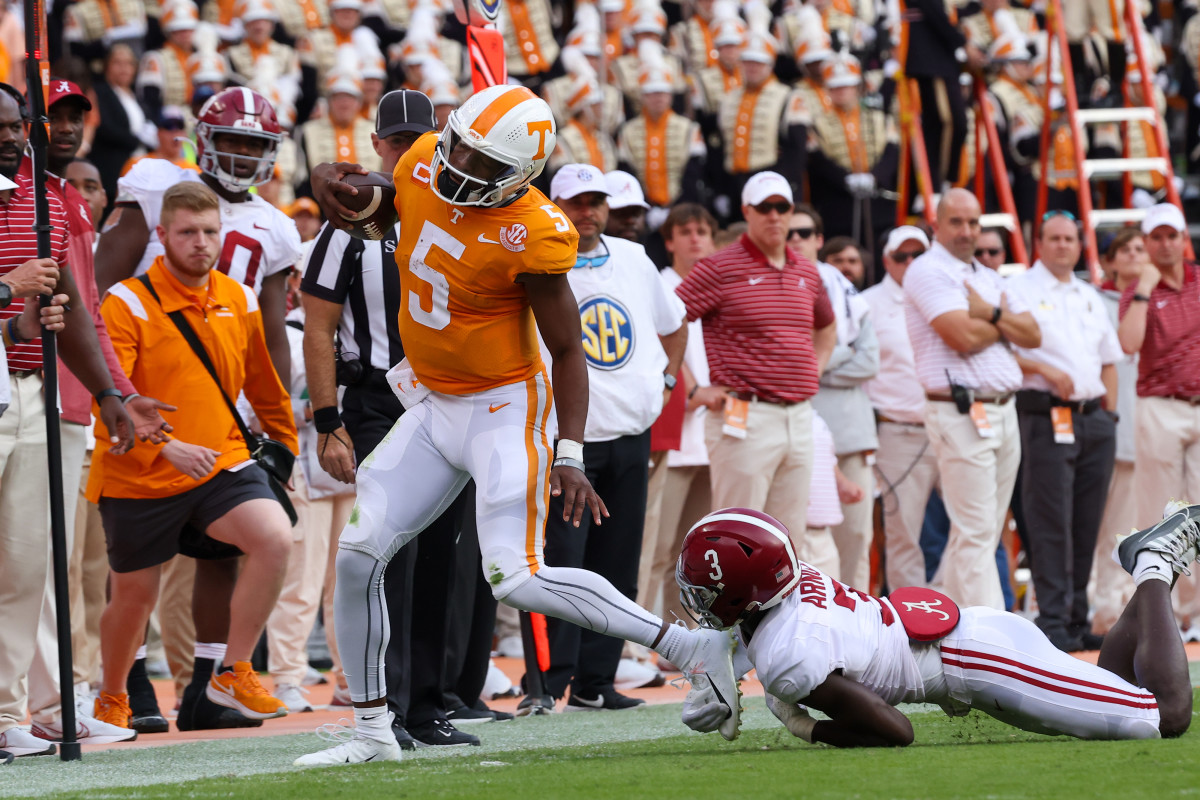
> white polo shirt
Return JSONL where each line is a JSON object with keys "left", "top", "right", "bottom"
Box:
{"left": 903, "top": 242, "right": 1026, "bottom": 395}
{"left": 548, "top": 234, "right": 687, "bottom": 442}
{"left": 862, "top": 275, "right": 926, "bottom": 424}
{"left": 660, "top": 266, "right": 710, "bottom": 468}
{"left": 1005, "top": 261, "right": 1122, "bottom": 401}
{"left": 818, "top": 261, "right": 868, "bottom": 345}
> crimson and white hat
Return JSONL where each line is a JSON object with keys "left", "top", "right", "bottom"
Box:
{"left": 741, "top": 170, "right": 793, "bottom": 206}
{"left": 551, "top": 163, "right": 611, "bottom": 201}
{"left": 1141, "top": 203, "right": 1186, "bottom": 234}
{"left": 883, "top": 225, "right": 930, "bottom": 256}
{"left": 605, "top": 170, "right": 650, "bottom": 210}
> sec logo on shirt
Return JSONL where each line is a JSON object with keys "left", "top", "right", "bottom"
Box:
{"left": 579, "top": 296, "right": 635, "bottom": 370}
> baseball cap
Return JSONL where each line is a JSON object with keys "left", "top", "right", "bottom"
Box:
{"left": 883, "top": 225, "right": 930, "bottom": 256}
{"left": 605, "top": 170, "right": 649, "bottom": 210}
{"left": 550, "top": 163, "right": 610, "bottom": 201}
{"left": 376, "top": 90, "right": 436, "bottom": 138}
{"left": 1141, "top": 203, "right": 1186, "bottom": 235}
{"left": 48, "top": 79, "right": 92, "bottom": 111}
{"left": 741, "top": 171, "right": 793, "bottom": 207}
{"left": 287, "top": 197, "right": 320, "bottom": 219}
{"left": 158, "top": 105, "right": 186, "bottom": 130}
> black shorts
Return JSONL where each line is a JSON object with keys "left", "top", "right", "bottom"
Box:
{"left": 99, "top": 466, "right": 278, "bottom": 573}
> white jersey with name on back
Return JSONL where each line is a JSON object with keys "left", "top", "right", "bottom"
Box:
{"left": 744, "top": 562, "right": 925, "bottom": 706}
{"left": 118, "top": 158, "right": 302, "bottom": 293}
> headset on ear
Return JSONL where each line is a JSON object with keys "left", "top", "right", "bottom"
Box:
{"left": 0, "top": 82, "right": 29, "bottom": 121}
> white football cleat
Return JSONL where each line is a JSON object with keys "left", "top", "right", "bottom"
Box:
{"left": 294, "top": 722, "right": 402, "bottom": 767}
{"left": 680, "top": 628, "right": 741, "bottom": 741}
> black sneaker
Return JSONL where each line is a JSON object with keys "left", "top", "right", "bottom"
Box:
{"left": 176, "top": 679, "right": 262, "bottom": 731}
{"left": 409, "top": 718, "right": 480, "bottom": 747}
{"left": 0, "top": 749, "right": 12, "bottom": 766}
{"left": 473, "top": 698, "right": 513, "bottom": 722}
{"left": 392, "top": 723, "right": 421, "bottom": 752}
{"left": 564, "top": 689, "right": 645, "bottom": 712}
{"left": 126, "top": 658, "right": 170, "bottom": 734}
{"left": 446, "top": 705, "right": 496, "bottom": 725}
{"left": 515, "top": 693, "right": 555, "bottom": 716}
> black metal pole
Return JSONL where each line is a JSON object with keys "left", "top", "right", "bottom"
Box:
{"left": 24, "top": 0, "right": 79, "bottom": 762}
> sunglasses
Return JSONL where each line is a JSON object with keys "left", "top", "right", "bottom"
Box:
{"left": 1042, "top": 209, "right": 1077, "bottom": 222}
{"left": 573, "top": 240, "right": 611, "bottom": 269}
{"left": 788, "top": 227, "right": 816, "bottom": 239}
{"left": 752, "top": 201, "right": 793, "bottom": 216}
{"left": 891, "top": 250, "right": 925, "bottom": 263}
{"left": 974, "top": 247, "right": 1002, "bottom": 257}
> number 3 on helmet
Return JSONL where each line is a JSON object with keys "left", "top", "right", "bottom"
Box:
{"left": 676, "top": 508, "right": 802, "bottom": 630}
{"left": 430, "top": 84, "right": 556, "bottom": 207}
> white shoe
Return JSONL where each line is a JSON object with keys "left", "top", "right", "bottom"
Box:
{"left": 294, "top": 722, "right": 402, "bottom": 767}
{"left": 614, "top": 658, "right": 664, "bottom": 690}
{"left": 74, "top": 682, "right": 96, "bottom": 719}
{"left": 0, "top": 727, "right": 56, "bottom": 757}
{"left": 302, "top": 666, "right": 327, "bottom": 687}
{"left": 679, "top": 628, "right": 741, "bottom": 741}
{"left": 31, "top": 713, "right": 138, "bottom": 746}
{"left": 276, "top": 683, "right": 314, "bottom": 713}
{"left": 483, "top": 660, "right": 515, "bottom": 700}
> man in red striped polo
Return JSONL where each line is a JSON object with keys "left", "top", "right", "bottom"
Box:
{"left": 674, "top": 170, "right": 836, "bottom": 544}
{"left": 1117, "top": 203, "right": 1200, "bottom": 629}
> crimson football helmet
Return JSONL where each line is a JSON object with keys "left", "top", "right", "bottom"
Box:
{"left": 195, "top": 87, "right": 283, "bottom": 193}
{"left": 676, "top": 508, "right": 801, "bottom": 630}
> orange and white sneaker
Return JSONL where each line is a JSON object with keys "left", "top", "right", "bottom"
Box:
{"left": 92, "top": 691, "right": 133, "bottom": 729}
{"left": 206, "top": 662, "right": 288, "bottom": 720}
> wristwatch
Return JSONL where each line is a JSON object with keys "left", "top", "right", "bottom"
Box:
{"left": 1131, "top": 293, "right": 1151, "bottom": 303}
{"left": 0, "top": 281, "right": 11, "bottom": 309}
{"left": 663, "top": 373, "right": 677, "bottom": 391}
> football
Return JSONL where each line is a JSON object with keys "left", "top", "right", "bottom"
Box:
{"left": 337, "top": 172, "right": 397, "bottom": 241}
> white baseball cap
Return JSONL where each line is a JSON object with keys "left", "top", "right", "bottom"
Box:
{"left": 605, "top": 170, "right": 649, "bottom": 210}
{"left": 550, "top": 163, "right": 610, "bottom": 201}
{"left": 741, "top": 171, "right": 793, "bottom": 207}
{"left": 883, "top": 225, "right": 930, "bottom": 256}
{"left": 1141, "top": 203, "right": 1186, "bottom": 234}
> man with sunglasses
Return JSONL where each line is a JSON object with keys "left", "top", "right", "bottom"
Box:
{"left": 786, "top": 204, "right": 823, "bottom": 261}
{"left": 541, "top": 163, "right": 688, "bottom": 711}
{"left": 903, "top": 189, "right": 1040, "bottom": 610}
{"left": 1006, "top": 211, "right": 1120, "bottom": 651}
{"left": 973, "top": 229, "right": 1007, "bottom": 272}
{"left": 675, "top": 170, "right": 837, "bottom": 560}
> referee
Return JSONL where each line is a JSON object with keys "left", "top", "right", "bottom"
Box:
{"left": 299, "top": 90, "right": 477, "bottom": 748}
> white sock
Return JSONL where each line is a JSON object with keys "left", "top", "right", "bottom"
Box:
{"left": 195, "top": 642, "right": 228, "bottom": 662}
{"left": 354, "top": 706, "right": 394, "bottom": 742}
{"left": 1132, "top": 550, "right": 1173, "bottom": 586}
{"left": 135, "top": 645, "right": 148, "bottom": 661}
{"left": 654, "top": 623, "right": 693, "bottom": 667}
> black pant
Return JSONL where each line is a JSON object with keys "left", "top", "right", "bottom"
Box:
{"left": 916, "top": 75, "right": 967, "bottom": 191}
{"left": 342, "top": 371, "right": 468, "bottom": 728}
{"left": 1016, "top": 395, "right": 1116, "bottom": 634}
{"left": 442, "top": 483, "right": 497, "bottom": 709}
{"left": 543, "top": 431, "right": 651, "bottom": 700}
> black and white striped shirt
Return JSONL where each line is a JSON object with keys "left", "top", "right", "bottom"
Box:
{"left": 300, "top": 221, "right": 406, "bottom": 372}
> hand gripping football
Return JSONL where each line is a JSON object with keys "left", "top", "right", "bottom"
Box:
{"left": 337, "top": 172, "right": 397, "bottom": 241}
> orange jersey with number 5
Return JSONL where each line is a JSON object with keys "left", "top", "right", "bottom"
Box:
{"left": 391, "top": 133, "right": 578, "bottom": 395}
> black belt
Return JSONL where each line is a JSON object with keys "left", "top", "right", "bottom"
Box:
{"left": 730, "top": 390, "right": 797, "bottom": 406}
{"left": 1015, "top": 390, "right": 1104, "bottom": 416}
{"left": 1168, "top": 394, "right": 1200, "bottom": 406}
{"left": 9, "top": 368, "right": 40, "bottom": 379}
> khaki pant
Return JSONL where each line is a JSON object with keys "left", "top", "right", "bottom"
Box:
{"left": 1133, "top": 395, "right": 1200, "bottom": 626}
{"left": 705, "top": 399, "right": 814, "bottom": 541}
{"left": 798, "top": 526, "right": 840, "bottom": 578}
{"left": 924, "top": 400, "right": 1020, "bottom": 610}
{"left": 159, "top": 555, "right": 197, "bottom": 700}
{"left": 267, "top": 467, "right": 354, "bottom": 687}
{"left": 1088, "top": 460, "right": 1136, "bottom": 634}
{"left": 831, "top": 452, "right": 875, "bottom": 592}
{"left": 70, "top": 449, "right": 109, "bottom": 687}
{"left": 1064, "top": 0, "right": 1123, "bottom": 41}
{"left": 641, "top": 463, "right": 709, "bottom": 624}
{"left": 874, "top": 422, "right": 940, "bottom": 590}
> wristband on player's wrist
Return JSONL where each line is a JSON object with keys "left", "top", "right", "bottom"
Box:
{"left": 313, "top": 406, "right": 343, "bottom": 434}
{"left": 552, "top": 456, "right": 585, "bottom": 472}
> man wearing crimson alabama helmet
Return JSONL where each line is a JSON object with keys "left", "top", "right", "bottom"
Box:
{"left": 676, "top": 506, "right": 1199, "bottom": 747}
{"left": 299, "top": 84, "right": 740, "bottom": 766}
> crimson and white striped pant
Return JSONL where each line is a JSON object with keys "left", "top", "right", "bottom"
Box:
{"left": 936, "top": 607, "right": 1161, "bottom": 740}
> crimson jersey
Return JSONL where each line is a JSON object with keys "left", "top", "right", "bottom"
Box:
{"left": 118, "top": 158, "right": 302, "bottom": 295}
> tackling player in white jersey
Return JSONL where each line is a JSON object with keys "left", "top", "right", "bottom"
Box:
{"left": 677, "top": 506, "right": 1198, "bottom": 746}
{"left": 92, "top": 87, "right": 303, "bottom": 733}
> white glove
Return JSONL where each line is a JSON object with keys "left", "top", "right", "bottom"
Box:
{"left": 765, "top": 693, "right": 817, "bottom": 743}
{"left": 646, "top": 205, "right": 670, "bottom": 232}
{"left": 713, "top": 195, "right": 731, "bottom": 220}
{"left": 681, "top": 677, "right": 730, "bottom": 734}
{"left": 845, "top": 173, "right": 876, "bottom": 197}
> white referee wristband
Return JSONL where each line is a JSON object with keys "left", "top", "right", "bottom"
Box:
{"left": 556, "top": 438, "right": 584, "bottom": 462}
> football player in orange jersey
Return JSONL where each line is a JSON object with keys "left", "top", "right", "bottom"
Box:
{"left": 297, "top": 84, "right": 741, "bottom": 766}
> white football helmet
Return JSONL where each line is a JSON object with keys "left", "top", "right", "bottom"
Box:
{"left": 430, "top": 84, "right": 556, "bottom": 207}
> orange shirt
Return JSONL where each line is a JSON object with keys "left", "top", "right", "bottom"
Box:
{"left": 391, "top": 133, "right": 578, "bottom": 395}
{"left": 87, "top": 258, "right": 298, "bottom": 501}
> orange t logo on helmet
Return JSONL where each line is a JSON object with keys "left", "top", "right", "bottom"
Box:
{"left": 526, "top": 120, "right": 553, "bottom": 161}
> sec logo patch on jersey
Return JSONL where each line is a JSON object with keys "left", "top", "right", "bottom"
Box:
{"left": 579, "top": 296, "right": 635, "bottom": 370}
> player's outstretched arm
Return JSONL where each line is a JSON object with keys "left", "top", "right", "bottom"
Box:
{"left": 800, "top": 672, "right": 914, "bottom": 748}
{"left": 522, "top": 271, "right": 609, "bottom": 528}
{"left": 94, "top": 205, "right": 150, "bottom": 297}
{"left": 310, "top": 162, "right": 395, "bottom": 232}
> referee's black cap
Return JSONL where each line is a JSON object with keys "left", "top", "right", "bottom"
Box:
{"left": 376, "top": 90, "right": 436, "bottom": 138}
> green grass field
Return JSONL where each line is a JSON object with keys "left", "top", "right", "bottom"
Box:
{"left": 4, "top": 688, "right": 1198, "bottom": 800}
